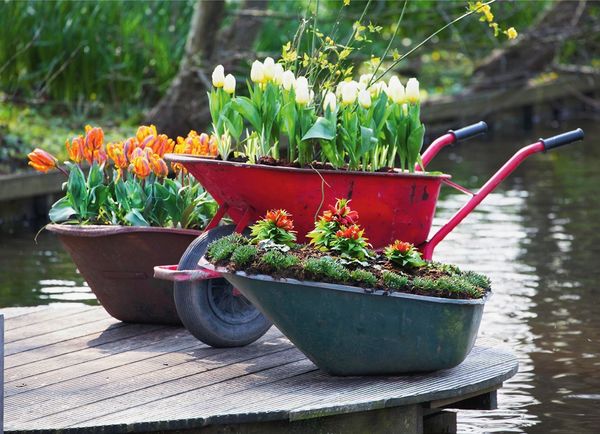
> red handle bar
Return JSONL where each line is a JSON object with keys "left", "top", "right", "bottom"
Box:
{"left": 420, "top": 128, "right": 585, "bottom": 259}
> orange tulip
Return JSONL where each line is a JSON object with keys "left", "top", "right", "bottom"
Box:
{"left": 265, "top": 209, "right": 294, "bottom": 231}
{"left": 107, "top": 142, "right": 128, "bottom": 169}
{"left": 65, "top": 136, "right": 85, "bottom": 163}
{"left": 130, "top": 155, "right": 151, "bottom": 179}
{"left": 149, "top": 154, "right": 169, "bottom": 178}
{"left": 208, "top": 135, "right": 218, "bottom": 156}
{"left": 27, "top": 148, "right": 58, "bottom": 173}
{"left": 136, "top": 125, "right": 158, "bottom": 144}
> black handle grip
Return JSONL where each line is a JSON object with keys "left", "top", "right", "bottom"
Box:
{"left": 540, "top": 128, "right": 584, "bottom": 151}
{"left": 449, "top": 121, "right": 488, "bottom": 142}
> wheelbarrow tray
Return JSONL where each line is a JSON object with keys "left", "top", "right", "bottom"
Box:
{"left": 213, "top": 265, "right": 488, "bottom": 376}
{"left": 166, "top": 155, "right": 451, "bottom": 248}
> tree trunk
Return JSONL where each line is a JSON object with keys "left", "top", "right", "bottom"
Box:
{"left": 471, "top": 0, "right": 589, "bottom": 90}
{"left": 146, "top": 0, "right": 268, "bottom": 137}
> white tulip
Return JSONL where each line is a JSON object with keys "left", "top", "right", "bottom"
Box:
{"left": 340, "top": 81, "right": 358, "bottom": 105}
{"left": 272, "top": 64, "right": 284, "bottom": 85}
{"left": 250, "top": 60, "right": 265, "bottom": 84}
{"left": 370, "top": 81, "right": 387, "bottom": 97}
{"left": 281, "top": 70, "right": 295, "bottom": 91}
{"left": 294, "top": 76, "right": 310, "bottom": 105}
{"left": 359, "top": 73, "right": 373, "bottom": 87}
{"left": 358, "top": 89, "right": 371, "bottom": 108}
{"left": 386, "top": 76, "right": 405, "bottom": 104}
{"left": 211, "top": 65, "right": 225, "bottom": 88}
{"left": 223, "top": 74, "right": 236, "bottom": 94}
{"left": 405, "top": 77, "right": 420, "bottom": 103}
{"left": 263, "top": 57, "right": 276, "bottom": 81}
{"left": 322, "top": 92, "right": 336, "bottom": 112}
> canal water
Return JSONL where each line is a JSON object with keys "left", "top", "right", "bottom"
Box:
{"left": 1, "top": 121, "right": 598, "bottom": 433}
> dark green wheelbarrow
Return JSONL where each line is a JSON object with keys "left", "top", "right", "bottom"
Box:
{"left": 204, "top": 263, "right": 488, "bottom": 376}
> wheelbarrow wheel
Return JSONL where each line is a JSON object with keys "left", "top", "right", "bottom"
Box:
{"left": 174, "top": 225, "right": 272, "bottom": 347}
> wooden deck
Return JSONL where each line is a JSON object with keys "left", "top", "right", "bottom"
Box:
{"left": 2, "top": 305, "right": 518, "bottom": 434}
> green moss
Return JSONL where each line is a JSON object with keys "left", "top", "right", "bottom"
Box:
{"left": 230, "top": 245, "right": 257, "bottom": 268}
{"left": 413, "top": 275, "right": 483, "bottom": 298}
{"left": 382, "top": 271, "right": 409, "bottom": 290}
{"left": 302, "top": 256, "right": 350, "bottom": 282}
{"left": 412, "top": 276, "right": 439, "bottom": 292}
{"left": 260, "top": 250, "right": 299, "bottom": 271}
{"left": 462, "top": 270, "right": 491, "bottom": 290}
{"left": 350, "top": 269, "right": 377, "bottom": 287}
{"left": 207, "top": 234, "right": 247, "bottom": 262}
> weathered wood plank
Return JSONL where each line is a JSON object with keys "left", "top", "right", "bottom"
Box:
{"left": 0, "top": 306, "right": 51, "bottom": 320}
{"left": 4, "top": 305, "right": 94, "bottom": 332}
{"left": 3, "top": 307, "right": 518, "bottom": 434}
{"left": 4, "top": 325, "right": 181, "bottom": 389}
{"left": 6, "top": 307, "right": 109, "bottom": 343}
{"left": 4, "top": 317, "right": 121, "bottom": 357}
{"left": 0, "top": 171, "right": 64, "bottom": 202}
{"left": 3, "top": 322, "right": 146, "bottom": 369}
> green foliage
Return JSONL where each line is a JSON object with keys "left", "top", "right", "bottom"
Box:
{"left": 330, "top": 225, "right": 372, "bottom": 263}
{"left": 230, "top": 245, "right": 258, "bottom": 268}
{"left": 49, "top": 173, "right": 216, "bottom": 229}
{"left": 0, "top": 0, "right": 194, "bottom": 105}
{"left": 249, "top": 210, "right": 297, "bottom": 247}
{"left": 382, "top": 271, "right": 409, "bottom": 290}
{"left": 207, "top": 234, "right": 247, "bottom": 263}
{"left": 260, "top": 250, "right": 300, "bottom": 271}
{"left": 384, "top": 241, "right": 426, "bottom": 268}
{"left": 349, "top": 269, "right": 377, "bottom": 287}
{"left": 412, "top": 275, "right": 483, "bottom": 298}
{"left": 302, "top": 256, "right": 350, "bottom": 282}
{"left": 462, "top": 270, "right": 491, "bottom": 290}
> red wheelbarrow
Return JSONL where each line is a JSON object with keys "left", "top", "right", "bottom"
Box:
{"left": 155, "top": 123, "right": 584, "bottom": 348}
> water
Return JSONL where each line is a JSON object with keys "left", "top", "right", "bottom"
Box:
{"left": 1, "top": 121, "right": 599, "bottom": 433}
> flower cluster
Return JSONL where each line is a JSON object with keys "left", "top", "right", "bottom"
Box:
{"left": 250, "top": 209, "right": 297, "bottom": 248}
{"left": 469, "top": 1, "right": 518, "bottom": 40}
{"left": 384, "top": 240, "right": 426, "bottom": 268}
{"left": 27, "top": 125, "right": 218, "bottom": 229}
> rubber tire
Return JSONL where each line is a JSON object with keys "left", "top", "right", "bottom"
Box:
{"left": 174, "top": 225, "right": 272, "bottom": 347}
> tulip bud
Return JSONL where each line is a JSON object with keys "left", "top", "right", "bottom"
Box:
{"left": 272, "top": 63, "right": 284, "bottom": 85}
{"left": 358, "top": 90, "right": 371, "bottom": 108}
{"left": 405, "top": 78, "right": 420, "bottom": 104}
{"left": 250, "top": 60, "right": 265, "bottom": 83}
{"left": 223, "top": 74, "right": 236, "bottom": 94}
{"left": 322, "top": 92, "right": 337, "bottom": 112}
{"left": 370, "top": 81, "right": 387, "bottom": 97}
{"left": 281, "top": 70, "right": 295, "bottom": 91}
{"left": 340, "top": 81, "right": 358, "bottom": 105}
{"left": 263, "top": 57, "right": 276, "bottom": 81}
{"left": 294, "top": 76, "right": 310, "bottom": 105}
{"left": 212, "top": 65, "right": 225, "bottom": 88}
{"left": 386, "top": 76, "right": 405, "bottom": 104}
{"left": 359, "top": 74, "right": 373, "bottom": 87}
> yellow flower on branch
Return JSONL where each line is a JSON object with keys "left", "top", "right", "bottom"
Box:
{"left": 505, "top": 27, "right": 518, "bottom": 40}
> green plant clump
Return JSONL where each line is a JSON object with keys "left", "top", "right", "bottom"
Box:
{"left": 462, "top": 270, "right": 491, "bottom": 290}
{"left": 349, "top": 269, "right": 377, "bottom": 287}
{"left": 230, "top": 245, "right": 258, "bottom": 268}
{"left": 382, "top": 271, "right": 409, "bottom": 290}
{"left": 207, "top": 234, "right": 247, "bottom": 262}
{"left": 303, "top": 256, "right": 351, "bottom": 282}
{"left": 260, "top": 250, "right": 300, "bottom": 272}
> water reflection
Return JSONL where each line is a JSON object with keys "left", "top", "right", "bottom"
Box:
{"left": 0, "top": 230, "right": 96, "bottom": 306}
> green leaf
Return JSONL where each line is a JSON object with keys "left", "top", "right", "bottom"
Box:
{"left": 407, "top": 124, "right": 425, "bottom": 172}
{"left": 302, "top": 116, "right": 336, "bottom": 141}
{"left": 231, "top": 96, "right": 262, "bottom": 132}
{"left": 359, "top": 126, "right": 378, "bottom": 155}
{"left": 67, "top": 164, "right": 87, "bottom": 216}
{"left": 49, "top": 196, "right": 77, "bottom": 223}
{"left": 124, "top": 209, "right": 149, "bottom": 226}
{"left": 87, "top": 162, "right": 103, "bottom": 188}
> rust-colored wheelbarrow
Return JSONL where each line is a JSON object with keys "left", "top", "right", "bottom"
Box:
{"left": 155, "top": 123, "right": 584, "bottom": 348}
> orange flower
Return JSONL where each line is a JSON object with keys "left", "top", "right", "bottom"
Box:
{"left": 65, "top": 136, "right": 85, "bottom": 163}
{"left": 208, "top": 135, "right": 218, "bottom": 156}
{"left": 122, "top": 137, "right": 140, "bottom": 161}
{"left": 389, "top": 240, "right": 413, "bottom": 253}
{"left": 148, "top": 153, "right": 169, "bottom": 178}
{"left": 265, "top": 209, "right": 294, "bottom": 231}
{"left": 28, "top": 148, "right": 58, "bottom": 173}
{"left": 107, "top": 142, "right": 128, "bottom": 169}
{"left": 148, "top": 134, "right": 174, "bottom": 157}
{"left": 82, "top": 125, "right": 105, "bottom": 164}
{"left": 174, "top": 130, "right": 218, "bottom": 157}
{"left": 130, "top": 155, "right": 151, "bottom": 179}
{"left": 335, "top": 225, "right": 363, "bottom": 240}
{"left": 322, "top": 198, "right": 359, "bottom": 226}
{"left": 136, "top": 125, "right": 158, "bottom": 144}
